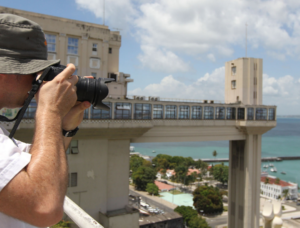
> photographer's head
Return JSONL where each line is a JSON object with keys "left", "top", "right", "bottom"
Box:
{"left": 0, "top": 13, "right": 60, "bottom": 109}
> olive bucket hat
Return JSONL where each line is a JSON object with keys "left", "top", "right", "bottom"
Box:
{"left": 0, "top": 13, "right": 60, "bottom": 74}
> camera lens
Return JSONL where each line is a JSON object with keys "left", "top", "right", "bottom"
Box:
{"left": 76, "top": 76, "right": 110, "bottom": 110}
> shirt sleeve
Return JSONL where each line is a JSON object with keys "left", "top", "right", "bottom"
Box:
{"left": 0, "top": 134, "right": 32, "bottom": 192}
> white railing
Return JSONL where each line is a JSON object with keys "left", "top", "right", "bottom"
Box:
{"left": 63, "top": 196, "right": 104, "bottom": 228}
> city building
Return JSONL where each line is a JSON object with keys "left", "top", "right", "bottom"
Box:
{"left": 260, "top": 175, "right": 298, "bottom": 200}
{"left": 0, "top": 6, "right": 277, "bottom": 228}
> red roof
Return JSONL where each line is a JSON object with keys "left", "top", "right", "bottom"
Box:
{"left": 154, "top": 180, "right": 176, "bottom": 191}
{"left": 261, "top": 176, "right": 293, "bottom": 187}
{"left": 187, "top": 169, "right": 201, "bottom": 175}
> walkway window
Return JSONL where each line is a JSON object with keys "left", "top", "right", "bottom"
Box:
{"left": 215, "top": 107, "right": 225, "bottom": 119}
{"left": 115, "top": 103, "right": 132, "bottom": 119}
{"left": 247, "top": 108, "right": 254, "bottom": 120}
{"left": 256, "top": 108, "right": 267, "bottom": 120}
{"left": 237, "top": 108, "right": 245, "bottom": 120}
{"left": 134, "top": 104, "right": 151, "bottom": 120}
{"left": 226, "top": 107, "right": 236, "bottom": 120}
{"left": 204, "top": 106, "right": 214, "bottom": 119}
{"left": 91, "top": 102, "right": 111, "bottom": 119}
{"left": 165, "top": 105, "right": 177, "bottom": 119}
{"left": 268, "top": 108, "right": 275, "bottom": 120}
{"left": 153, "top": 105, "right": 163, "bottom": 119}
{"left": 192, "top": 106, "right": 202, "bottom": 119}
{"left": 179, "top": 106, "right": 189, "bottom": 119}
{"left": 24, "top": 100, "right": 37, "bottom": 119}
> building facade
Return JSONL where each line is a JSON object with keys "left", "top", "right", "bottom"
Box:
{"left": 260, "top": 175, "right": 298, "bottom": 200}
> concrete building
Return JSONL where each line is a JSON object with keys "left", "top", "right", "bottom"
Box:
{"left": 0, "top": 6, "right": 277, "bottom": 228}
{"left": 260, "top": 175, "right": 298, "bottom": 200}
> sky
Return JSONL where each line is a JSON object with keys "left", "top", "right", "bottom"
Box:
{"left": 1, "top": 0, "right": 300, "bottom": 115}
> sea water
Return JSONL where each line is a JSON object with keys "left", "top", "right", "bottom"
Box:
{"left": 131, "top": 118, "right": 300, "bottom": 192}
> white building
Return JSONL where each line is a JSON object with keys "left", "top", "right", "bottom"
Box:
{"left": 260, "top": 175, "right": 298, "bottom": 200}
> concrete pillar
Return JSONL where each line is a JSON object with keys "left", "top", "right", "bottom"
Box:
{"left": 228, "top": 134, "right": 262, "bottom": 228}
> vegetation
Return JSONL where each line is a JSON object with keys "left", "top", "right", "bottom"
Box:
{"left": 174, "top": 206, "right": 211, "bottom": 228}
{"left": 282, "top": 189, "right": 289, "bottom": 199}
{"left": 212, "top": 164, "right": 229, "bottom": 185}
{"left": 50, "top": 220, "right": 72, "bottom": 228}
{"left": 212, "top": 150, "right": 217, "bottom": 159}
{"left": 130, "top": 155, "right": 152, "bottom": 172}
{"left": 264, "top": 177, "right": 270, "bottom": 185}
{"left": 146, "top": 183, "right": 159, "bottom": 195}
{"left": 132, "top": 166, "right": 157, "bottom": 191}
{"left": 193, "top": 185, "right": 223, "bottom": 214}
{"left": 275, "top": 177, "right": 281, "bottom": 185}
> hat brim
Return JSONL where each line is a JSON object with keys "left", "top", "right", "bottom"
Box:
{"left": 0, "top": 56, "right": 60, "bottom": 74}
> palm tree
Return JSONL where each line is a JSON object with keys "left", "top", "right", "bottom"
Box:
{"left": 213, "top": 150, "right": 217, "bottom": 160}
{"left": 275, "top": 177, "right": 280, "bottom": 185}
{"left": 282, "top": 189, "right": 289, "bottom": 200}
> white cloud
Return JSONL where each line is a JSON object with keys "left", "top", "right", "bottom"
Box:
{"left": 207, "top": 53, "right": 216, "bottom": 62}
{"left": 129, "top": 67, "right": 225, "bottom": 100}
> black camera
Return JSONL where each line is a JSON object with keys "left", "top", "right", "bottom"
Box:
{"left": 43, "top": 64, "right": 114, "bottom": 110}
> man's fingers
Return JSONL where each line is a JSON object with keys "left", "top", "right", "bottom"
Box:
{"left": 54, "top": 63, "right": 76, "bottom": 81}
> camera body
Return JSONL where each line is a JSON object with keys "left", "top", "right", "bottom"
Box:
{"left": 43, "top": 64, "right": 114, "bottom": 110}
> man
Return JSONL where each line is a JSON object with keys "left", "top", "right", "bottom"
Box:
{"left": 0, "top": 14, "right": 90, "bottom": 227}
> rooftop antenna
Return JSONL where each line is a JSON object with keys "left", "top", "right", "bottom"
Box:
{"left": 103, "top": 0, "right": 105, "bottom": 25}
{"left": 245, "top": 23, "right": 248, "bottom": 57}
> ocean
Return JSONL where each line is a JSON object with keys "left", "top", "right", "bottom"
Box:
{"left": 131, "top": 118, "right": 300, "bottom": 191}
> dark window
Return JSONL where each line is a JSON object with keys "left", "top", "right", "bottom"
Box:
{"left": 70, "top": 140, "right": 79, "bottom": 154}
{"left": 268, "top": 108, "right": 275, "bottom": 120}
{"left": 192, "top": 106, "right": 202, "bottom": 119}
{"left": 247, "top": 108, "right": 254, "bottom": 120}
{"left": 237, "top": 108, "right": 245, "bottom": 120}
{"left": 179, "top": 106, "right": 189, "bottom": 119}
{"left": 24, "top": 100, "right": 37, "bottom": 119}
{"left": 134, "top": 104, "right": 151, "bottom": 119}
{"left": 256, "top": 108, "right": 267, "bottom": 120}
{"left": 83, "top": 109, "right": 89, "bottom": 119}
{"left": 226, "top": 107, "right": 236, "bottom": 120}
{"left": 92, "top": 43, "right": 97, "bottom": 52}
{"left": 115, "top": 103, "right": 132, "bottom": 119}
{"left": 90, "top": 102, "right": 111, "bottom": 119}
{"left": 70, "top": 173, "right": 77, "bottom": 187}
{"left": 108, "top": 73, "right": 117, "bottom": 81}
{"left": 215, "top": 107, "right": 225, "bottom": 119}
{"left": 68, "top": 37, "right": 78, "bottom": 54}
{"left": 165, "top": 105, "right": 177, "bottom": 119}
{"left": 91, "top": 72, "right": 97, "bottom": 78}
{"left": 231, "top": 80, "right": 236, "bottom": 89}
{"left": 204, "top": 106, "right": 214, "bottom": 119}
{"left": 153, "top": 105, "right": 163, "bottom": 119}
{"left": 109, "top": 47, "right": 112, "bottom": 54}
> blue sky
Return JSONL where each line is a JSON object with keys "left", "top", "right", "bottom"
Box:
{"left": 1, "top": 0, "right": 300, "bottom": 115}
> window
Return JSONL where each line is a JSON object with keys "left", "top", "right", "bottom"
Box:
{"left": 179, "top": 106, "right": 189, "bottom": 119}
{"left": 83, "top": 109, "right": 89, "bottom": 119}
{"left": 45, "top": 34, "right": 56, "bottom": 52}
{"left": 247, "top": 108, "right": 254, "bottom": 120}
{"left": 153, "top": 105, "right": 163, "bottom": 119}
{"left": 91, "top": 102, "right": 111, "bottom": 119}
{"left": 68, "top": 37, "right": 79, "bottom": 54}
{"left": 134, "top": 104, "right": 151, "bottom": 119}
{"left": 226, "top": 107, "right": 236, "bottom": 120}
{"left": 231, "top": 80, "right": 236, "bottom": 89}
{"left": 256, "top": 108, "right": 267, "bottom": 120}
{"left": 215, "top": 107, "right": 225, "bottom": 119}
{"left": 69, "top": 173, "right": 77, "bottom": 187}
{"left": 268, "top": 108, "right": 275, "bottom": 120}
{"left": 254, "top": 77, "right": 257, "bottom": 85}
{"left": 91, "top": 72, "right": 97, "bottom": 78}
{"left": 254, "top": 91, "right": 257, "bottom": 99}
{"left": 70, "top": 140, "right": 79, "bottom": 154}
{"left": 24, "top": 100, "right": 37, "bottom": 119}
{"left": 232, "top": 66, "right": 236, "bottom": 75}
{"left": 165, "top": 105, "right": 177, "bottom": 119}
{"left": 204, "top": 106, "right": 214, "bottom": 119}
{"left": 192, "top": 106, "right": 202, "bottom": 119}
{"left": 92, "top": 43, "right": 97, "bottom": 52}
{"left": 237, "top": 108, "right": 245, "bottom": 120}
{"left": 115, "top": 103, "right": 132, "bottom": 119}
{"left": 109, "top": 47, "right": 112, "bottom": 54}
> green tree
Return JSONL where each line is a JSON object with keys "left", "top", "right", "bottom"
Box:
{"left": 146, "top": 183, "right": 159, "bottom": 195}
{"left": 130, "top": 155, "right": 144, "bottom": 172}
{"left": 275, "top": 177, "right": 281, "bottom": 185}
{"left": 212, "top": 164, "right": 229, "bottom": 185}
{"left": 193, "top": 185, "right": 223, "bottom": 214}
{"left": 132, "top": 166, "right": 157, "bottom": 191}
{"left": 174, "top": 165, "right": 188, "bottom": 184}
{"left": 264, "top": 177, "right": 270, "bottom": 185}
{"left": 212, "top": 150, "right": 217, "bottom": 159}
{"left": 174, "top": 206, "right": 211, "bottom": 228}
{"left": 282, "top": 189, "right": 289, "bottom": 200}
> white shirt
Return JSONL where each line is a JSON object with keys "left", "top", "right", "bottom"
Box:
{"left": 0, "top": 126, "right": 41, "bottom": 228}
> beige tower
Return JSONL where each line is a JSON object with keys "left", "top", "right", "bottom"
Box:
{"left": 225, "top": 58, "right": 263, "bottom": 105}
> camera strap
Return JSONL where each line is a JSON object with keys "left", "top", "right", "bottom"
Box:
{"left": 0, "top": 67, "right": 51, "bottom": 139}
